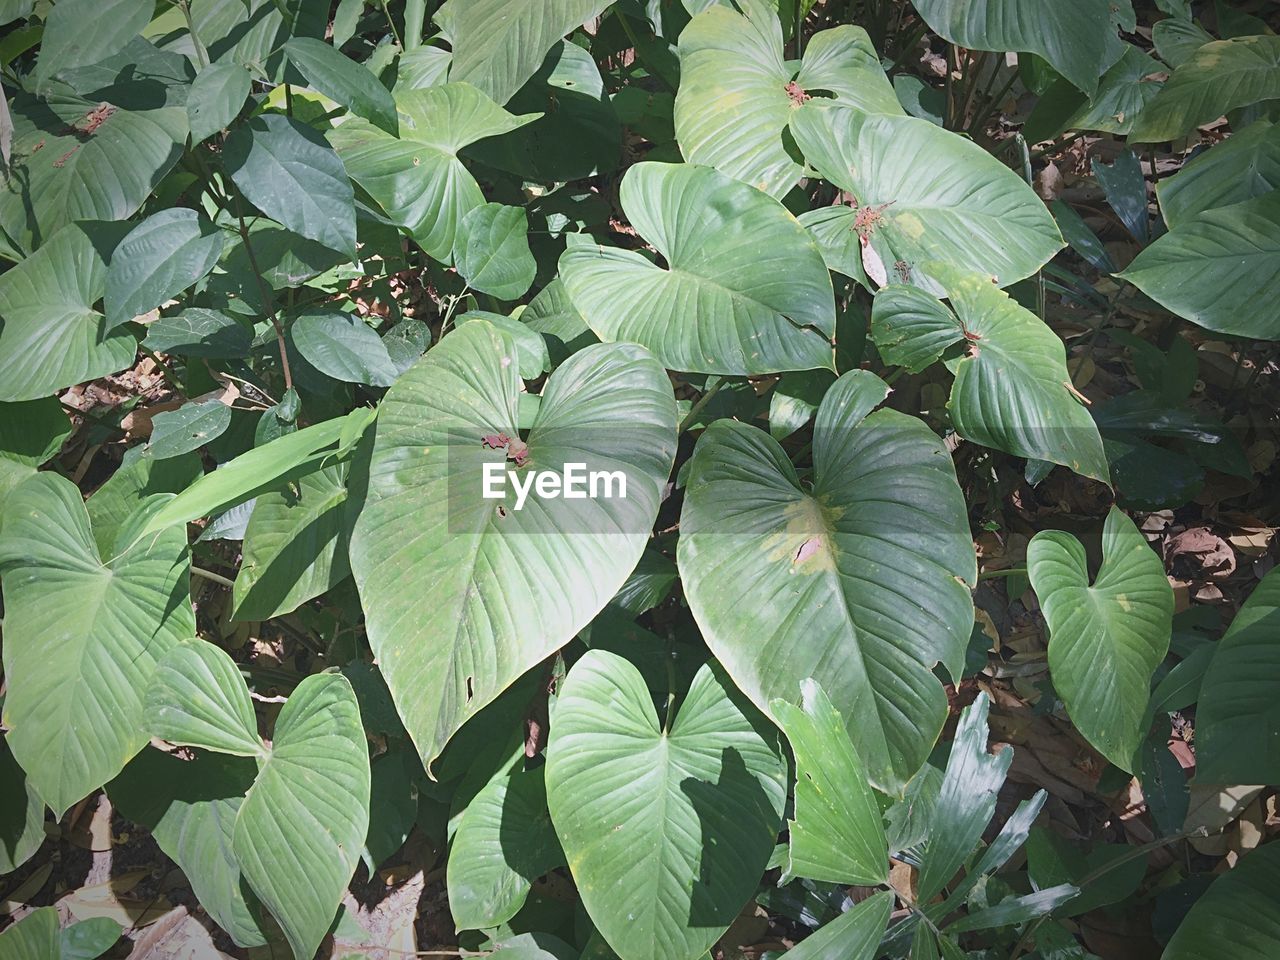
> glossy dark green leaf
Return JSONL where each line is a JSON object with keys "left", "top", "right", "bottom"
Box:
{"left": 1163, "top": 842, "right": 1280, "bottom": 960}
{"left": 545, "top": 651, "right": 786, "bottom": 960}
{"left": 1025, "top": 828, "right": 1148, "bottom": 917}
{"left": 105, "top": 210, "right": 225, "bottom": 329}
{"left": 291, "top": 310, "right": 400, "bottom": 387}
{"left": 1196, "top": 566, "right": 1280, "bottom": 784}
{"left": 455, "top": 203, "right": 537, "bottom": 300}
{"left": 870, "top": 284, "right": 966, "bottom": 373}
{"left": 783, "top": 890, "right": 893, "bottom": 960}
{"left": 148, "top": 398, "right": 234, "bottom": 459}
{"left": 225, "top": 114, "right": 357, "bottom": 259}
{"left": 284, "top": 37, "right": 398, "bottom": 134}
{"left": 188, "top": 62, "right": 252, "bottom": 144}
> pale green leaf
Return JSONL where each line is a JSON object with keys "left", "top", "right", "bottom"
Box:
{"left": 188, "top": 62, "right": 252, "bottom": 144}
{"left": 1157, "top": 120, "right": 1280, "bottom": 228}
{"left": 455, "top": 203, "right": 536, "bottom": 300}
{"left": 145, "top": 640, "right": 265, "bottom": 758}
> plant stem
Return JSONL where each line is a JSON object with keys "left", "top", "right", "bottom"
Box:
{"left": 677, "top": 378, "right": 727, "bottom": 434}
{"left": 177, "top": 0, "right": 210, "bottom": 68}
{"left": 192, "top": 566, "right": 235, "bottom": 589}
{"left": 379, "top": 0, "right": 404, "bottom": 48}
{"left": 232, "top": 195, "right": 294, "bottom": 391}
{"left": 978, "top": 567, "right": 1026, "bottom": 580}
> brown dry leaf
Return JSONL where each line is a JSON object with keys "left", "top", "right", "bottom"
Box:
{"left": 888, "top": 860, "right": 918, "bottom": 904}
{"left": 1185, "top": 783, "right": 1265, "bottom": 853}
{"left": 127, "top": 906, "right": 236, "bottom": 960}
{"left": 333, "top": 868, "right": 424, "bottom": 960}
{"left": 61, "top": 869, "right": 171, "bottom": 928}
{"left": 1163, "top": 526, "right": 1236, "bottom": 581}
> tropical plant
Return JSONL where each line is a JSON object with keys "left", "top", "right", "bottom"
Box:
{"left": 1, "top": 1, "right": 1278, "bottom": 959}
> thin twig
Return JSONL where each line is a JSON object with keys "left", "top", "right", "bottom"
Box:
{"left": 191, "top": 566, "right": 235, "bottom": 589}
{"left": 231, "top": 196, "right": 294, "bottom": 391}
{"left": 677, "top": 378, "right": 727, "bottom": 434}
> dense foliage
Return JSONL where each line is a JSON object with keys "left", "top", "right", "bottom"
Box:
{"left": 1, "top": 0, "right": 1278, "bottom": 958}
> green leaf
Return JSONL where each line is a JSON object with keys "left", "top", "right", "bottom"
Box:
{"left": 233, "top": 672, "right": 370, "bottom": 960}
{"left": 768, "top": 370, "right": 835, "bottom": 440}
{"left": 770, "top": 679, "right": 888, "bottom": 886}
{"left": 34, "top": 0, "right": 153, "bottom": 89}
{"left": 0, "top": 473, "right": 194, "bottom": 817}
{"left": 678, "top": 371, "right": 977, "bottom": 791}
{"left": 189, "top": 0, "right": 326, "bottom": 81}
{"left": 350, "top": 322, "right": 676, "bottom": 771}
{"left": 791, "top": 102, "right": 1063, "bottom": 291}
{"left": 284, "top": 37, "right": 398, "bottom": 134}
{"left": 0, "top": 397, "right": 72, "bottom": 527}
{"left": 225, "top": 114, "right": 357, "bottom": 259}
{"left": 328, "top": 83, "right": 538, "bottom": 260}
{"left": 1196, "top": 566, "right": 1280, "bottom": 784}
{"left": 465, "top": 41, "right": 621, "bottom": 182}
{"left": 1157, "top": 120, "right": 1280, "bottom": 229}
{"left": 145, "top": 640, "right": 266, "bottom": 758}
{"left": 674, "top": 1, "right": 900, "bottom": 198}
{"left": 133, "top": 411, "right": 359, "bottom": 538}
{"left": 558, "top": 162, "right": 835, "bottom": 375}
{"left": 0, "top": 95, "right": 186, "bottom": 260}
{"left": 0, "top": 735, "right": 45, "bottom": 873}
{"left": 434, "top": 0, "right": 614, "bottom": 105}
{"left": 291, "top": 309, "right": 400, "bottom": 387}
{"left": 945, "top": 884, "right": 1080, "bottom": 933}
{"left": 1118, "top": 192, "right": 1280, "bottom": 340}
{"left": 232, "top": 460, "right": 356, "bottom": 621}
{"left": 782, "top": 890, "right": 893, "bottom": 960}
{"left": 0, "top": 907, "right": 59, "bottom": 960}
{"left": 0, "top": 222, "right": 135, "bottom": 402}
{"left": 105, "top": 210, "right": 224, "bottom": 329}
{"left": 1163, "top": 842, "right": 1280, "bottom": 960}
{"left": 1028, "top": 508, "right": 1172, "bottom": 771}
{"left": 448, "top": 763, "right": 563, "bottom": 931}
{"left": 1063, "top": 45, "right": 1165, "bottom": 136}
{"left": 870, "top": 284, "right": 967, "bottom": 373}
{"left": 911, "top": 0, "right": 1124, "bottom": 94}
{"left": 1025, "top": 828, "right": 1148, "bottom": 917}
{"left": 545, "top": 651, "right": 787, "bottom": 960}
{"left": 523, "top": 279, "right": 596, "bottom": 366}
{"left": 148, "top": 398, "right": 234, "bottom": 459}
{"left": 108, "top": 748, "right": 265, "bottom": 948}
{"left": 85, "top": 449, "right": 201, "bottom": 558}
{"left": 916, "top": 693, "right": 1010, "bottom": 903}
{"left": 455, "top": 312, "right": 550, "bottom": 380}
{"left": 143, "top": 308, "right": 254, "bottom": 359}
{"left": 187, "top": 62, "right": 252, "bottom": 144}
{"left": 1129, "top": 36, "right": 1280, "bottom": 142}
{"left": 455, "top": 203, "right": 537, "bottom": 300}
{"left": 936, "top": 267, "right": 1109, "bottom": 482}
{"left": 1152, "top": 17, "right": 1214, "bottom": 69}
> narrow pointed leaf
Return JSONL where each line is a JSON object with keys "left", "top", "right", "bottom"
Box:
{"left": 679, "top": 371, "right": 976, "bottom": 792}
{"left": 559, "top": 162, "right": 835, "bottom": 375}
{"left": 784, "top": 890, "right": 893, "bottom": 960}
{"left": 771, "top": 679, "right": 888, "bottom": 885}
{"left": 1028, "top": 507, "right": 1173, "bottom": 771}
{"left": 284, "top": 37, "right": 398, "bottom": 134}
{"left": 545, "top": 651, "right": 787, "bottom": 960}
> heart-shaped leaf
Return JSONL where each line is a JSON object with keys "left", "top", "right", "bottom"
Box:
{"left": 1118, "top": 193, "right": 1280, "bottom": 340}
{"left": 791, "top": 101, "right": 1063, "bottom": 291}
{"left": 329, "top": 83, "right": 538, "bottom": 261}
{"left": 225, "top": 114, "right": 357, "bottom": 259}
{"left": 234, "top": 673, "right": 370, "bottom": 960}
{"left": 0, "top": 222, "right": 135, "bottom": 403}
{"left": 434, "top": 0, "right": 614, "bottom": 105}
{"left": 558, "top": 161, "right": 835, "bottom": 375}
{"left": 105, "top": 210, "right": 224, "bottom": 330}
{"left": 771, "top": 679, "right": 888, "bottom": 885}
{"left": 1128, "top": 36, "right": 1280, "bottom": 143}
{"left": 678, "top": 371, "right": 976, "bottom": 791}
{"left": 935, "top": 268, "right": 1109, "bottom": 482}
{"left": 349, "top": 321, "right": 677, "bottom": 771}
{"left": 1195, "top": 566, "right": 1280, "bottom": 785}
{"left": 674, "top": 0, "right": 900, "bottom": 198}
{"left": 545, "top": 650, "right": 786, "bottom": 960}
{"left": 0, "top": 473, "right": 194, "bottom": 817}
{"left": 1028, "top": 507, "right": 1173, "bottom": 771}
{"left": 870, "top": 284, "right": 967, "bottom": 373}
